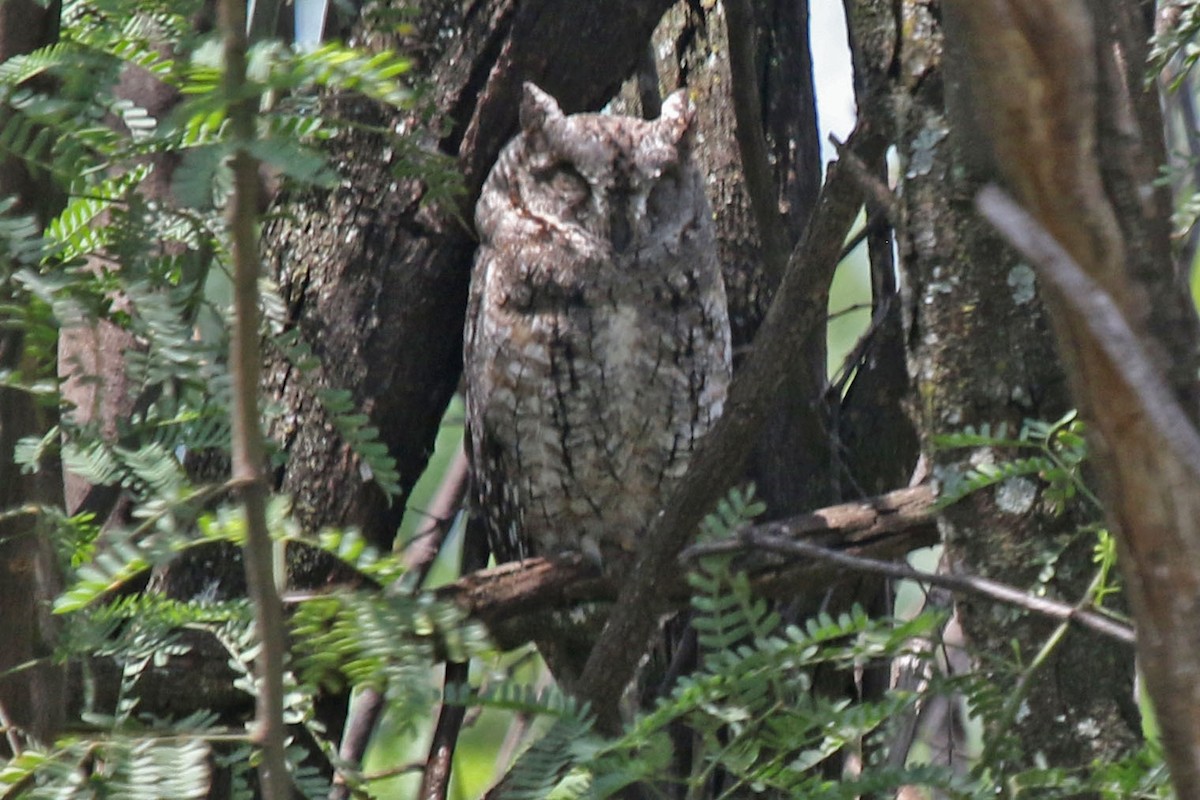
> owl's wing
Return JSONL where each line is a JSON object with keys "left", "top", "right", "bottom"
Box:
{"left": 464, "top": 244, "right": 531, "bottom": 564}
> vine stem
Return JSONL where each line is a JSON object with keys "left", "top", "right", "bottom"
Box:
{"left": 219, "top": 0, "right": 290, "bottom": 796}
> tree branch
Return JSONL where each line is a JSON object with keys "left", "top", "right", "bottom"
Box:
{"left": 723, "top": 0, "right": 791, "bottom": 284}
{"left": 418, "top": 661, "right": 469, "bottom": 800}
{"left": 975, "top": 180, "right": 1200, "bottom": 796}
{"left": 441, "top": 481, "right": 1134, "bottom": 653}
{"left": 683, "top": 529, "right": 1135, "bottom": 645}
{"left": 220, "top": 0, "right": 288, "bottom": 794}
{"left": 442, "top": 486, "right": 932, "bottom": 645}
{"left": 402, "top": 446, "right": 470, "bottom": 586}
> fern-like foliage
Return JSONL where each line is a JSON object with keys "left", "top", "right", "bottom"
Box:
{"left": 443, "top": 683, "right": 611, "bottom": 799}
{"left": 934, "top": 411, "right": 1094, "bottom": 512}
{"left": 291, "top": 588, "right": 491, "bottom": 736}
{"left": 665, "top": 559, "right": 952, "bottom": 795}
{"left": 0, "top": 732, "right": 214, "bottom": 799}
{"left": 0, "top": 196, "right": 45, "bottom": 269}
{"left": 473, "top": 481, "right": 1157, "bottom": 799}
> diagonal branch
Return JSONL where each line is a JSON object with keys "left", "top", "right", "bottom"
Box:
{"left": 977, "top": 187, "right": 1200, "bottom": 470}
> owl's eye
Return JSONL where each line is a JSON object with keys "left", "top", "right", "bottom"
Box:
{"left": 548, "top": 164, "right": 590, "bottom": 206}
{"left": 647, "top": 168, "right": 681, "bottom": 219}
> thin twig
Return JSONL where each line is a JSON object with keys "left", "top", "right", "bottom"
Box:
{"left": 682, "top": 531, "right": 1135, "bottom": 645}
{"left": 220, "top": 0, "right": 289, "bottom": 795}
{"left": 828, "top": 301, "right": 873, "bottom": 322}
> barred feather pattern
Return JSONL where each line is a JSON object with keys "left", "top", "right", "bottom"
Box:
{"left": 464, "top": 83, "right": 731, "bottom": 577}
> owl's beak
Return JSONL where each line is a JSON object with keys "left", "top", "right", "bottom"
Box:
{"left": 610, "top": 211, "right": 632, "bottom": 253}
{"left": 608, "top": 192, "right": 644, "bottom": 254}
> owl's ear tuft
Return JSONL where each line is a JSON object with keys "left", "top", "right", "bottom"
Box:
{"left": 520, "top": 83, "right": 564, "bottom": 139}
{"left": 657, "top": 89, "right": 696, "bottom": 147}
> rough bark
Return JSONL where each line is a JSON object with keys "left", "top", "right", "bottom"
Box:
{"left": 261, "top": 0, "right": 675, "bottom": 551}
{"left": 894, "top": 0, "right": 1142, "bottom": 777}
{"left": 0, "top": 0, "right": 66, "bottom": 753}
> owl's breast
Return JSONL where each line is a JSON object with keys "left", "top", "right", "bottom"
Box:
{"left": 466, "top": 202, "right": 730, "bottom": 564}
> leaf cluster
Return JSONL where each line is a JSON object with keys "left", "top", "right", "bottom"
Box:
{"left": 470, "top": 482, "right": 1162, "bottom": 799}
{"left": 934, "top": 410, "right": 1093, "bottom": 513}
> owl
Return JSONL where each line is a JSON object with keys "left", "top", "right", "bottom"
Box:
{"left": 464, "top": 82, "right": 731, "bottom": 577}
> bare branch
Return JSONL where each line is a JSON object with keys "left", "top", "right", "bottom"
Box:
{"left": 833, "top": 135, "right": 899, "bottom": 226}
{"left": 418, "top": 470, "right": 488, "bottom": 800}
{"left": 328, "top": 688, "right": 383, "bottom": 800}
{"left": 437, "top": 482, "right": 1132, "bottom": 656}
{"left": 220, "top": 0, "right": 288, "bottom": 793}
{"left": 449, "top": 485, "right": 930, "bottom": 651}
{"left": 684, "top": 530, "right": 1135, "bottom": 645}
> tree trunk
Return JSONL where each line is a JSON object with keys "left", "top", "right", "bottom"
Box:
{"left": 894, "top": 0, "right": 1142, "bottom": 777}
{"left": 941, "top": 0, "right": 1200, "bottom": 792}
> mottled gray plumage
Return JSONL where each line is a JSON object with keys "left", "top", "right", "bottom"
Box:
{"left": 465, "top": 82, "right": 731, "bottom": 574}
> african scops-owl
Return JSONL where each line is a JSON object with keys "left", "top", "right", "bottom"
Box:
{"left": 465, "top": 83, "right": 731, "bottom": 571}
